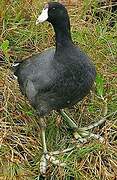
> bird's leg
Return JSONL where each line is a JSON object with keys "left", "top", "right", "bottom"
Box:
{"left": 59, "top": 110, "right": 105, "bottom": 142}
{"left": 39, "top": 118, "right": 66, "bottom": 175}
{"left": 59, "top": 109, "right": 78, "bottom": 129}
{"left": 40, "top": 119, "right": 47, "bottom": 154}
{"left": 39, "top": 118, "right": 48, "bottom": 175}
{"left": 59, "top": 110, "right": 86, "bottom": 141}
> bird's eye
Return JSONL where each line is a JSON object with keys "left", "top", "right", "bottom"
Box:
{"left": 53, "top": 7, "right": 56, "bottom": 10}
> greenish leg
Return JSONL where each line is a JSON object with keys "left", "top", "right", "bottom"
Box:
{"left": 39, "top": 118, "right": 48, "bottom": 175}
{"left": 39, "top": 118, "right": 66, "bottom": 175}
{"left": 59, "top": 109, "right": 78, "bottom": 129}
{"left": 40, "top": 118, "right": 47, "bottom": 154}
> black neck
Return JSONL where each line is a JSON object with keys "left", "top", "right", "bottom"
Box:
{"left": 52, "top": 19, "right": 73, "bottom": 50}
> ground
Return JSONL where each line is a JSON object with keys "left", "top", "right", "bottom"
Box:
{"left": 0, "top": 0, "right": 117, "bottom": 179}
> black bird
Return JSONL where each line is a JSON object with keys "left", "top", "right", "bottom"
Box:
{"left": 12, "top": 2, "right": 96, "bottom": 174}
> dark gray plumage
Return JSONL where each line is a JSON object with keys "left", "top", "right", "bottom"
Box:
{"left": 13, "top": 2, "right": 96, "bottom": 117}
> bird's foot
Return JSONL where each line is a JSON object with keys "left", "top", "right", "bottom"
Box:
{"left": 73, "top": 130, "right": 104, "bottom": 143}
{"left": 40, "top": 154, "right": 48, "bottom": 176}
{"left": 40, "top": 147, "right": 75, "bottom": 175}
{"left": 40, "top": 152, "right": 66, "bottom": 176}
{"left": 60, "top": 110, "right": 105, "bottom": 143}
{"left": 72, "top": 116, "right": 108, "bottom": 143}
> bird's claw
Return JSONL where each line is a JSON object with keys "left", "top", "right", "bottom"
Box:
{"left": 73, "top": 130, "right": 104, "bottom": 143}
{"left": 40, "top": 154, "right": 48, "bottom": 176}
{"left": 40, "top": 153, "right": 66, "bottom": 175}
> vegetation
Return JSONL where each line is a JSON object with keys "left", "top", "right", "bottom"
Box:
{"left": 0, "top": 0, "right": 117, "bottom": 179}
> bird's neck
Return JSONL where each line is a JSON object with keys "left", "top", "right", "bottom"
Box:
{"left": 53, "top": 20, "right": 73, "bottom": 50}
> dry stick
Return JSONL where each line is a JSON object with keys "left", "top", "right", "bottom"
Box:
{"left": 97, "top": 3, "right": 117, "bottom": 10}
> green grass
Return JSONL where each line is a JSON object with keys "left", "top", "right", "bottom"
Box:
{"left": 0, "top": 0, "right": 117, "bottom": 179}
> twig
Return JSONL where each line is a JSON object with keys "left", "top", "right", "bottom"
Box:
{"left": 97, "top": 3, "right": 117, "bottom": 10}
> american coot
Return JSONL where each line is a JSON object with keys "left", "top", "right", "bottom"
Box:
{"left": 13, "top": 2, "right": 96, "bottom": 175}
